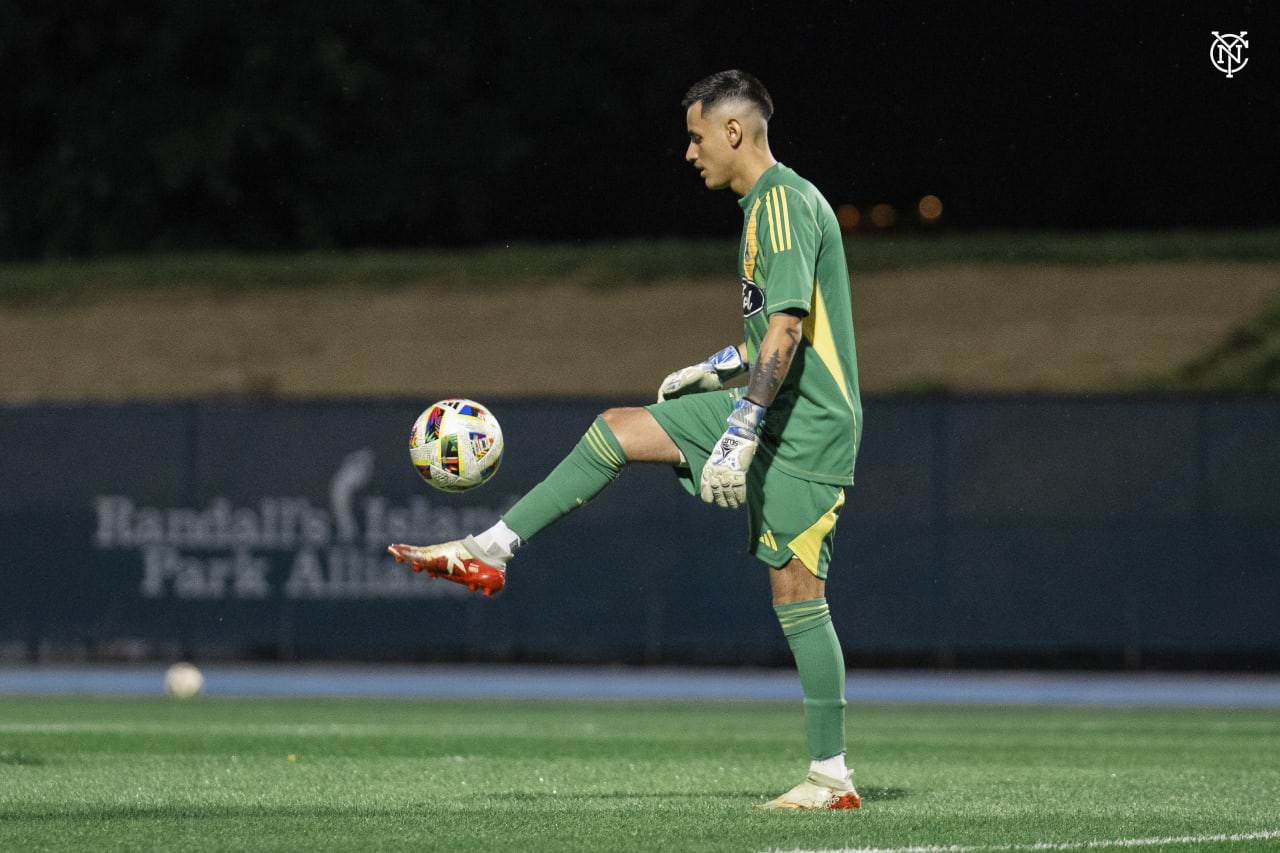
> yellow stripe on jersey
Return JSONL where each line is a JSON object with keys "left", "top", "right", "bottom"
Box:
{"left": 765, "top": 189, "right": 780, "bottom": 253}
{"left": 744, "top": 197, "right": 762, "bottom": 281}
{"left": 585, "top": 422, "right": 624, "bottom": 469}
{"left": 759, "top": 529, "right": 778, "bottom": 550}
{"left": 764, "top": 187, "right": 793, "bottom": 253}
{"left": 778, "top": 187, "right": 792, "bottom": 250}
{"left": 788, "top": 490, "right": 845, "bottom": 575}
{"left": 801, "top": 281, "right": 855, "bottom": 412}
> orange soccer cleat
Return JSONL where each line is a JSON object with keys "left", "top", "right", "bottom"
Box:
{"left": 387, "top": 537, "right": 507, "bottom": 597}
{"left": 754, "top": 771, "right": 862, "bottom": 811}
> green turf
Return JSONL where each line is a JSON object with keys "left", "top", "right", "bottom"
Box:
{"left": 3, "top": 229, "right": 1278, "bottom": 305}
{"left": 1, "top": 697, "right": 1278, "bottom": 852}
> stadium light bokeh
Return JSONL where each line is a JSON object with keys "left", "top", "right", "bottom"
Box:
{"left": 836, "top": 204, "right": 861, "bottom": 233}
{"left": 869, "top": 203, "right": 897, "bottom": 229}
{"left": 918, "top": 194, "right": 943, "bottom": 223}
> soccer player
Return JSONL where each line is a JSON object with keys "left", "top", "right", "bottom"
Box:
{"left": 390, "top": 69, "right": 863, "bottom": 811}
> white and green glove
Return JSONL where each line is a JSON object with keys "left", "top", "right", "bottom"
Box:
{"left": 657, "top": 345, "right": 746, "bottom": 402}
{"left": 699, "top": 397, "right": 766, "bottom": 509}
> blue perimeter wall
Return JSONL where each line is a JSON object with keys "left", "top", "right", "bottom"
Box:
{"left": 1, "top": 396, "right": 1277, "bottom": 668}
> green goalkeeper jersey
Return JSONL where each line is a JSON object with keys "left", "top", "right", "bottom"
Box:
{"left": 738, "top": 163, "right": 862, "bottom": 485}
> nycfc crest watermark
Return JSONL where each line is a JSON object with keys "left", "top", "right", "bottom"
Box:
{"left": 1210, "top": 31, "right": 1248, "bottom": 78}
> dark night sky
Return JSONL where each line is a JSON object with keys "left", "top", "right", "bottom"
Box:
{"left": 1, "top": 0, "right": 1274, "bottom": 255}
{"left": 568, "top": 0, "right": 1278, "bottom": 239}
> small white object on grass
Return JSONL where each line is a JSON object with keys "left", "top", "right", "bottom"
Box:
{"left": 164, "top": 662, "right": 204, "bottom": 698}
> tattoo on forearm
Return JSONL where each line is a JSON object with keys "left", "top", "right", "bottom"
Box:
{"left": 745, "top": 334, "right": 799, "bottom": 407}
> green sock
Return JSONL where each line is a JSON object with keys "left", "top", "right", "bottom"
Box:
{"left": 774, "top": 597, "right": 847, "bottom": 762}
{"left": 501, "top": 416, "right": 627, "bottom": 541}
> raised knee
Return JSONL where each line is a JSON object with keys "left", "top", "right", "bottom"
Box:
{"left": 598, "top": 407, "right": 679, "bottom": 464}
{"left": 600, "top": 407, "right": 639, "bottom": 430}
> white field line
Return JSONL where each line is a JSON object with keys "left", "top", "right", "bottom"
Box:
{"left": 766, "top": 828, "right": 1280, "bottom": 853}
{"left": 0, "top": 721, "right": 418, "bottom": 736}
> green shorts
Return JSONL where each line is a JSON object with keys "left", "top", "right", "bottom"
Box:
{"left": 646, "top": 391, "right": 846, "bottom": 579}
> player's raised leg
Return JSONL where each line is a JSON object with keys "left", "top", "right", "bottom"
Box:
{"left": 389, "top": 407, "right": 679, "bottom": 595}
{"left": 386, "top": 535, "right": 509, "bottom": 597}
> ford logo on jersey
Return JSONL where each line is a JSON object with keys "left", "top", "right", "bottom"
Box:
{"left": 741, "top": 278, "right": 765, "bottom": 317}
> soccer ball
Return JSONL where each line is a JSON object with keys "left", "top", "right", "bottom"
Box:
{"left": 409, "top": 398, "right": 504, "bottom": 492}
{"left": 164, "top": 662, "right": 204, "bottom": 698}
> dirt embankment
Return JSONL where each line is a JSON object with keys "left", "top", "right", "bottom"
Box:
{"left": 2, "top": 262, "right": 1277, "bottom": 402}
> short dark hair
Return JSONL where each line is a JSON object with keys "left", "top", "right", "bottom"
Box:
{"left": 681, "top": 70, "right": 774, "bottom": 121}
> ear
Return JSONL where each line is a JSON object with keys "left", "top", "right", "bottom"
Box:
{"left": 725, "top": 117, "right": 744, "bottom": 149}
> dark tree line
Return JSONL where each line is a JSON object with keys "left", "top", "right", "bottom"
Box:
{"left": 1, "top": 1, "right": 716, "bottom": 258}
{"left": 2, "top": 1, "right": 1274, "bottom": 260}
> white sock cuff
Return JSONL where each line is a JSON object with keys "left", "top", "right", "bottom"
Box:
{"left": 474, "top": 520, "right": 523, "bottom": 560}
{"left": 810, "top": 753, "right": 849, "bottom": 780}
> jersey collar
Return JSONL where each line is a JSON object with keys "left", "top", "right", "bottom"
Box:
{"left": 738, "top": 162, "right": 786, "bottom": 210}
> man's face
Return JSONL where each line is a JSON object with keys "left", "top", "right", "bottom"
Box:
{"left": 685, "top": 101, "right": 734, "bottom": 191}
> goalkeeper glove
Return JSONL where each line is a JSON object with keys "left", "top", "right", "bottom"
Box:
{"left": 657, "top": 345, "right": 746, "bottom": 402}
{"left": 699, "top": 397, "right": 766, "bottom": 509}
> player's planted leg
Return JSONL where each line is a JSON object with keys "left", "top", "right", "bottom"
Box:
{"left": 757, "top": 562, "right": 860, "bottom": 810}
{"left": 755, "top": 770, "right": 861, "bottom": 811}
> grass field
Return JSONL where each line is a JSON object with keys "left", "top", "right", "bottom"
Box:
{"left": 4, "top": 229, "right": 1280, "bottom": 305}
{"left": 1, "top": 696, "right": 1278, "bottom": 852}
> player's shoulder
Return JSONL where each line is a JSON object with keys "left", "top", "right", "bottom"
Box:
{"left": 762, "top": 165, "right": 833, "bottom": 221}
{"left": 767, "top": 164, "right": 821, "bottom": 194}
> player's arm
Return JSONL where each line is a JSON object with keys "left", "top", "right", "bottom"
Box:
{"left": 744, "top": 311, "right": 803, "bottom": 407}
{"left": 699, "top": 310, "right": 803, "bottom": 508}
{"left": 657, "top": 342, "right": 749, "bottom": 402}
